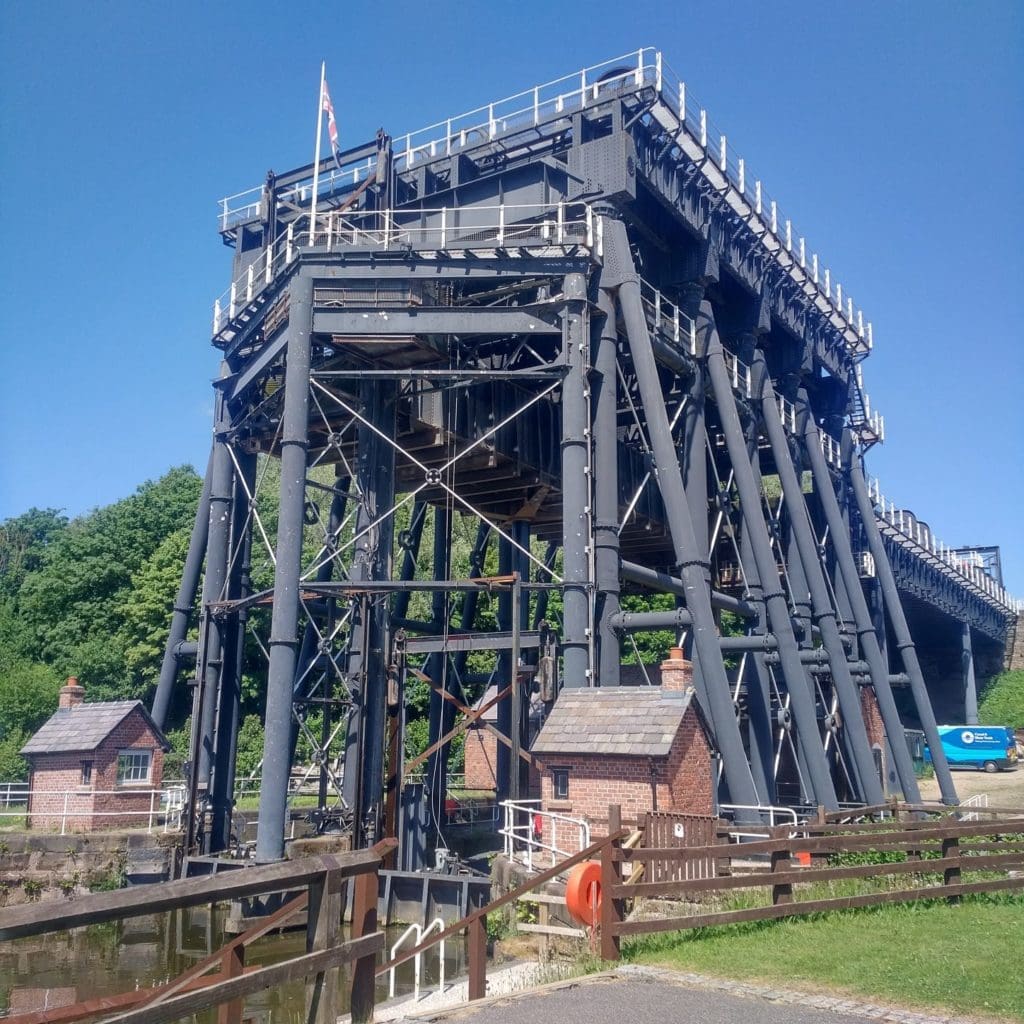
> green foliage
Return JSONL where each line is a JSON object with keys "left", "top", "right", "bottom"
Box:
{"left": 0, "top": 730, "right": 30, "bottom": 781}
{"left": 0, "top": 508, "right": 67, "bottom": 598}
{"left": 0, "top": 658, "right": 61, "bottom": 739}
{"left": 977, "top": 669, "right": 1024, "bottom": 730}
{"left": 234, "top": 716, "right": 266, "bottom": 781}
{"left": 14, "top": 467, "right": 201, "bottom": 699}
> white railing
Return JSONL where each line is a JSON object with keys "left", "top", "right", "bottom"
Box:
{"left": 960, "top": 793, "right": 989, "bottom": 822}
{"left": 865, "top": 476, "right": 1021, "bottom": 612}
{"left": 0, "top": 784, "right": 186, "bottom": 836}
{"left": 212, "top": 201, "right": 597, "bottom": 336}
{"left": 388, "top": 917, "right": 446, "bottom": 1000}
{"left": 217, "top": 47, "right": 871, "bottom": 357}
{"left": 720, "top": 802, "right": 800, "bottom": 841}
{"left": 639, "top": 278, "right": 697, "bottom": 355}
{"left": 500, "top": 799, "right": 590, "bottom": 871}
{"left": 721, "top": 350, "right": 753, "bottom": 398}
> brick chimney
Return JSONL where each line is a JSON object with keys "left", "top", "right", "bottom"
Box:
{"left": 659, "top": 647, "right": 694, "bottom": 697}
{"left": 58, "top": 676, "right": 85, "bottom": 710}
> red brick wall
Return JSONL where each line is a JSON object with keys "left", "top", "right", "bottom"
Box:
{"left": 538, "top": 704, "right": 713, "bottom": 850}
{"left": 464, "top": 726, "right": 498, "bottom": 791}
{"left": 26, "top": 710, "right": 165, "bottom": 832}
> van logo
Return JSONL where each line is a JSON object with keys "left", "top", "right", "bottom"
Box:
{"left": 961, "top": 730, "right": 975, "bottom": 744}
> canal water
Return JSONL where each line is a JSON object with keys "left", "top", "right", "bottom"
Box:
{"left": 0, "top": 905, "right": 468, "bottom": 1022}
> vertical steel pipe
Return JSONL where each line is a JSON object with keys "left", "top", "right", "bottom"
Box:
{"left": 592, "top": 283, "right": 621, "bottom": 686}
{"left": 963, "top": 621, "right": 979, "bottom": 725}
{"left": 561, "top": 271, "right": 592, "bottom": 687}
{"left": 256, "top": 276, "right": 313, "bottom": 862}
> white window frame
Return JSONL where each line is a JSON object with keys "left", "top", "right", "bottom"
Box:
{"left": 116, "top": 749, "right": 152, "bottom": 786}
{"left": 551, "top": 766, "right": 570, "bottom": 801}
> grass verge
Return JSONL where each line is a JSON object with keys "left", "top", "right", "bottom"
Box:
{"left": 623, "top": 892, "right": 1024, "bottom": 1020}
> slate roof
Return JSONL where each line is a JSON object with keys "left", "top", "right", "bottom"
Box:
{"left": 21, "top": 701, "right": 170, "bottom": 756}
{"left": 532, "top": 687, "right": 699, "bottom": 758}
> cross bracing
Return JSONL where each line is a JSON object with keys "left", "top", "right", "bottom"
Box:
{"left": 158, "top": 50, "right": 1018, "bottom": 865}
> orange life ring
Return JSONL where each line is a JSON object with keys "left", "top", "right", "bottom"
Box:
{"left": 565, "top": 860, "right": 602, "bottom": 926}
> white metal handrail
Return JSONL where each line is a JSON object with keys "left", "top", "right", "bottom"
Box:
{"left": 0, "top": 784, "right": 186, "bottom": 835}
{"left": 720, "top": 802, "right": 800, "bottom": 841}
{"left": 388, "top": 917, "right": 446, "bottom": 1001}
{"left": 499, "top": 798, "right": 590, "bottom": 871}
{"left": 212, "top": 201, "right": 598, "bottom": 335}
{"left": 865, "top": 476, "right": 1021, "bottom": 612}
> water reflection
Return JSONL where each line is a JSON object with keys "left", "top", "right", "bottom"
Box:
{"left": 0, "top": 905, "right": 467, "bottom": 1022}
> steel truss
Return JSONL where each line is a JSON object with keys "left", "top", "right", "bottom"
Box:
{"left": 157, "top": 51, "right": 1017, "bottom": 862}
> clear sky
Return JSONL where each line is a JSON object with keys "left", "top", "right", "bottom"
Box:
{"left": 1, "top": 1, "right": 1021, "bottom": 592}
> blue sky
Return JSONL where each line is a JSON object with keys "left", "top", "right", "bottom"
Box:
{"left": 1, "top": 1, "right": 1021, "bottom": 591}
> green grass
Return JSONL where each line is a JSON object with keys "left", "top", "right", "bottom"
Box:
{"left": 623, "top": 893, "right": 1024, "bottom": 1020}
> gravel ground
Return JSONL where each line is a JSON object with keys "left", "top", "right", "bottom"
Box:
{"left": 917, "top": 763, "right": 1024, "bottom": 808}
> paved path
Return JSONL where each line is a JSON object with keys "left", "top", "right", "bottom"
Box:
{"left": 374, "top": 965, "right": 996, "bottom": 1024}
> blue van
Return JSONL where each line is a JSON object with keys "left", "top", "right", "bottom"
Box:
{"left": 924, "top": 725, "right": 1018, "bottom": 773}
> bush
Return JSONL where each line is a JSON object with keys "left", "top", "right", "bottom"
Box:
{"left": 978, "top": 670, "right": 1024, "bottom": 729}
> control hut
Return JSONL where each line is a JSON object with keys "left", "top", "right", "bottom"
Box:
{"left": 21, "top": 678, "right": 170, "bottom": 831}
{"left": 531, "top": 650, "right": 715, "bottom": 849}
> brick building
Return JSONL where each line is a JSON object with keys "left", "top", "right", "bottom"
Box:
{"left": 21, "top": 678, "right": 170, "bottom": 831}
{"left": 463, "top": 684, "right": 542, "bottom": 794}
{"left": 531, "top": 650, "right": 715, "bottom": 848}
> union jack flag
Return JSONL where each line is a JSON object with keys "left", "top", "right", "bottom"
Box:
{"left": 322, "top": 80, "right": 341, "bottom": 169}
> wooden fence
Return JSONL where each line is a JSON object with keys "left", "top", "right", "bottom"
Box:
{"left": 0, "top": 842, "right": 393, "bottom": 1024}
{"left": 599, "top": 802, "right": 1024, "bottom": 957}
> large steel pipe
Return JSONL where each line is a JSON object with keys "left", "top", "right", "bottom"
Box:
{"left": 256, "top": 277, "right": 314, "bottom": 862}
{"left": 704, "top": 324, "right": 838, "bottom": 808}
{"left": 796, "top": 397, "right": 922, "bottom": 801}
{"left": 752, "top": 359, "right": 882, "bottom": 804}
{"left": 607, "top": 217, "right": 758, "bottom": 809}
{"left": 847, "top": 440, "right": 958, "bottom": 805}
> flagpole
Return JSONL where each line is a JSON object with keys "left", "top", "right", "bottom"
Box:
{"left": 308, "top": 60, "right": 326, "bottom": 245}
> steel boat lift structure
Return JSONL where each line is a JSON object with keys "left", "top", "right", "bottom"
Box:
{"left": 154, "top": 49, "right": 970, "bottom": 867}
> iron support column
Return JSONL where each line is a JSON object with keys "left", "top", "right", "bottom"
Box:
{"left": 255, "top": 276, "right": 313, "bottom": 862}
{"left": 209, "top": 448, "right": 255, "bottom": 852}
{"left": 704, "top": 326, "right": 838, "bottom": 808}
{"left": 592, "top": 284, "right": 621, "bottom": 685}
{"left": 962, "top": 620, "right": 979, "bottom": 726}
{"left": 196, "top": 391, "right": 235, "bottom": 794}
{"left": 426, "top": 506, "right": 452, "bottom": 829}
{"left": 561, "top": 271, "right": 591, "bottom": 687}
{"left": 751, "top": 366, "right": 882, "bottom": 803}
{"left": 153, "top": 449, "right": 212, "bottom": 729}
{"left": 608, "top": 219, "right": 758, "bottom": 808}
{"left": 798, "top": 412, "right": 923, "bottom": 802}
{"left": 847, "top": 435, "right": 956, "bottom": 803}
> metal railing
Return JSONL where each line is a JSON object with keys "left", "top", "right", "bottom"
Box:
{"left": 387, "top": 917, "right": 446, "bottom": 1000}
{"left": 719, "top": 802, "right": 800, "bottom": 842}
{"left": 865, "top": 476, "right": 1021, "bottom": 612}
{"left": 638, "top": 277, "right": 696, "bottom": 355}
{"left": 217, "top": 48, "right": 871, "bottom": 357}
{"left": 499, "top": 798, "right": 590, "bottom": 871}
{"left": 212, "top": 201, "right": 597, "bottom": 336}
{"left": 0, "top": 784, "right": 186, "bottom": 835}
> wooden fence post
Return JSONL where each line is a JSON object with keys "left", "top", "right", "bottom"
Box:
{"left": 349, "top": 868, "right": 379, "bottom": 1024}
{"left": 942, "top": 835, "right": 961, "bottom": 903}
{"left": 467, "top": 914, "right": 487, "bottom": 1000}
{"left": 306, "top": 869, "right": 343, "bottom": 1024}
{"left": 770, "top": 847, "right": 792, "bottom": 905}
{"left": 600, "top": 804, "right": 623, "bottom": 961}
{"left": 217, "top": 944, "right": 245, "bottom": 1024}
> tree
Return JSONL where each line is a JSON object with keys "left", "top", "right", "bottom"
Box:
{"left": 0, "top": 508, "right": 67, "bottom": 598}
{"left": 15, "top": 467, "right": 201, "bottom": 694}
{"left": 0, "top": 658, "right": 61, "bottom": 741}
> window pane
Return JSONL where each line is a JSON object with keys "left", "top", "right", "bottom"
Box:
{"left": 117, "top": 750, "right": 151, "bottom": 783}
